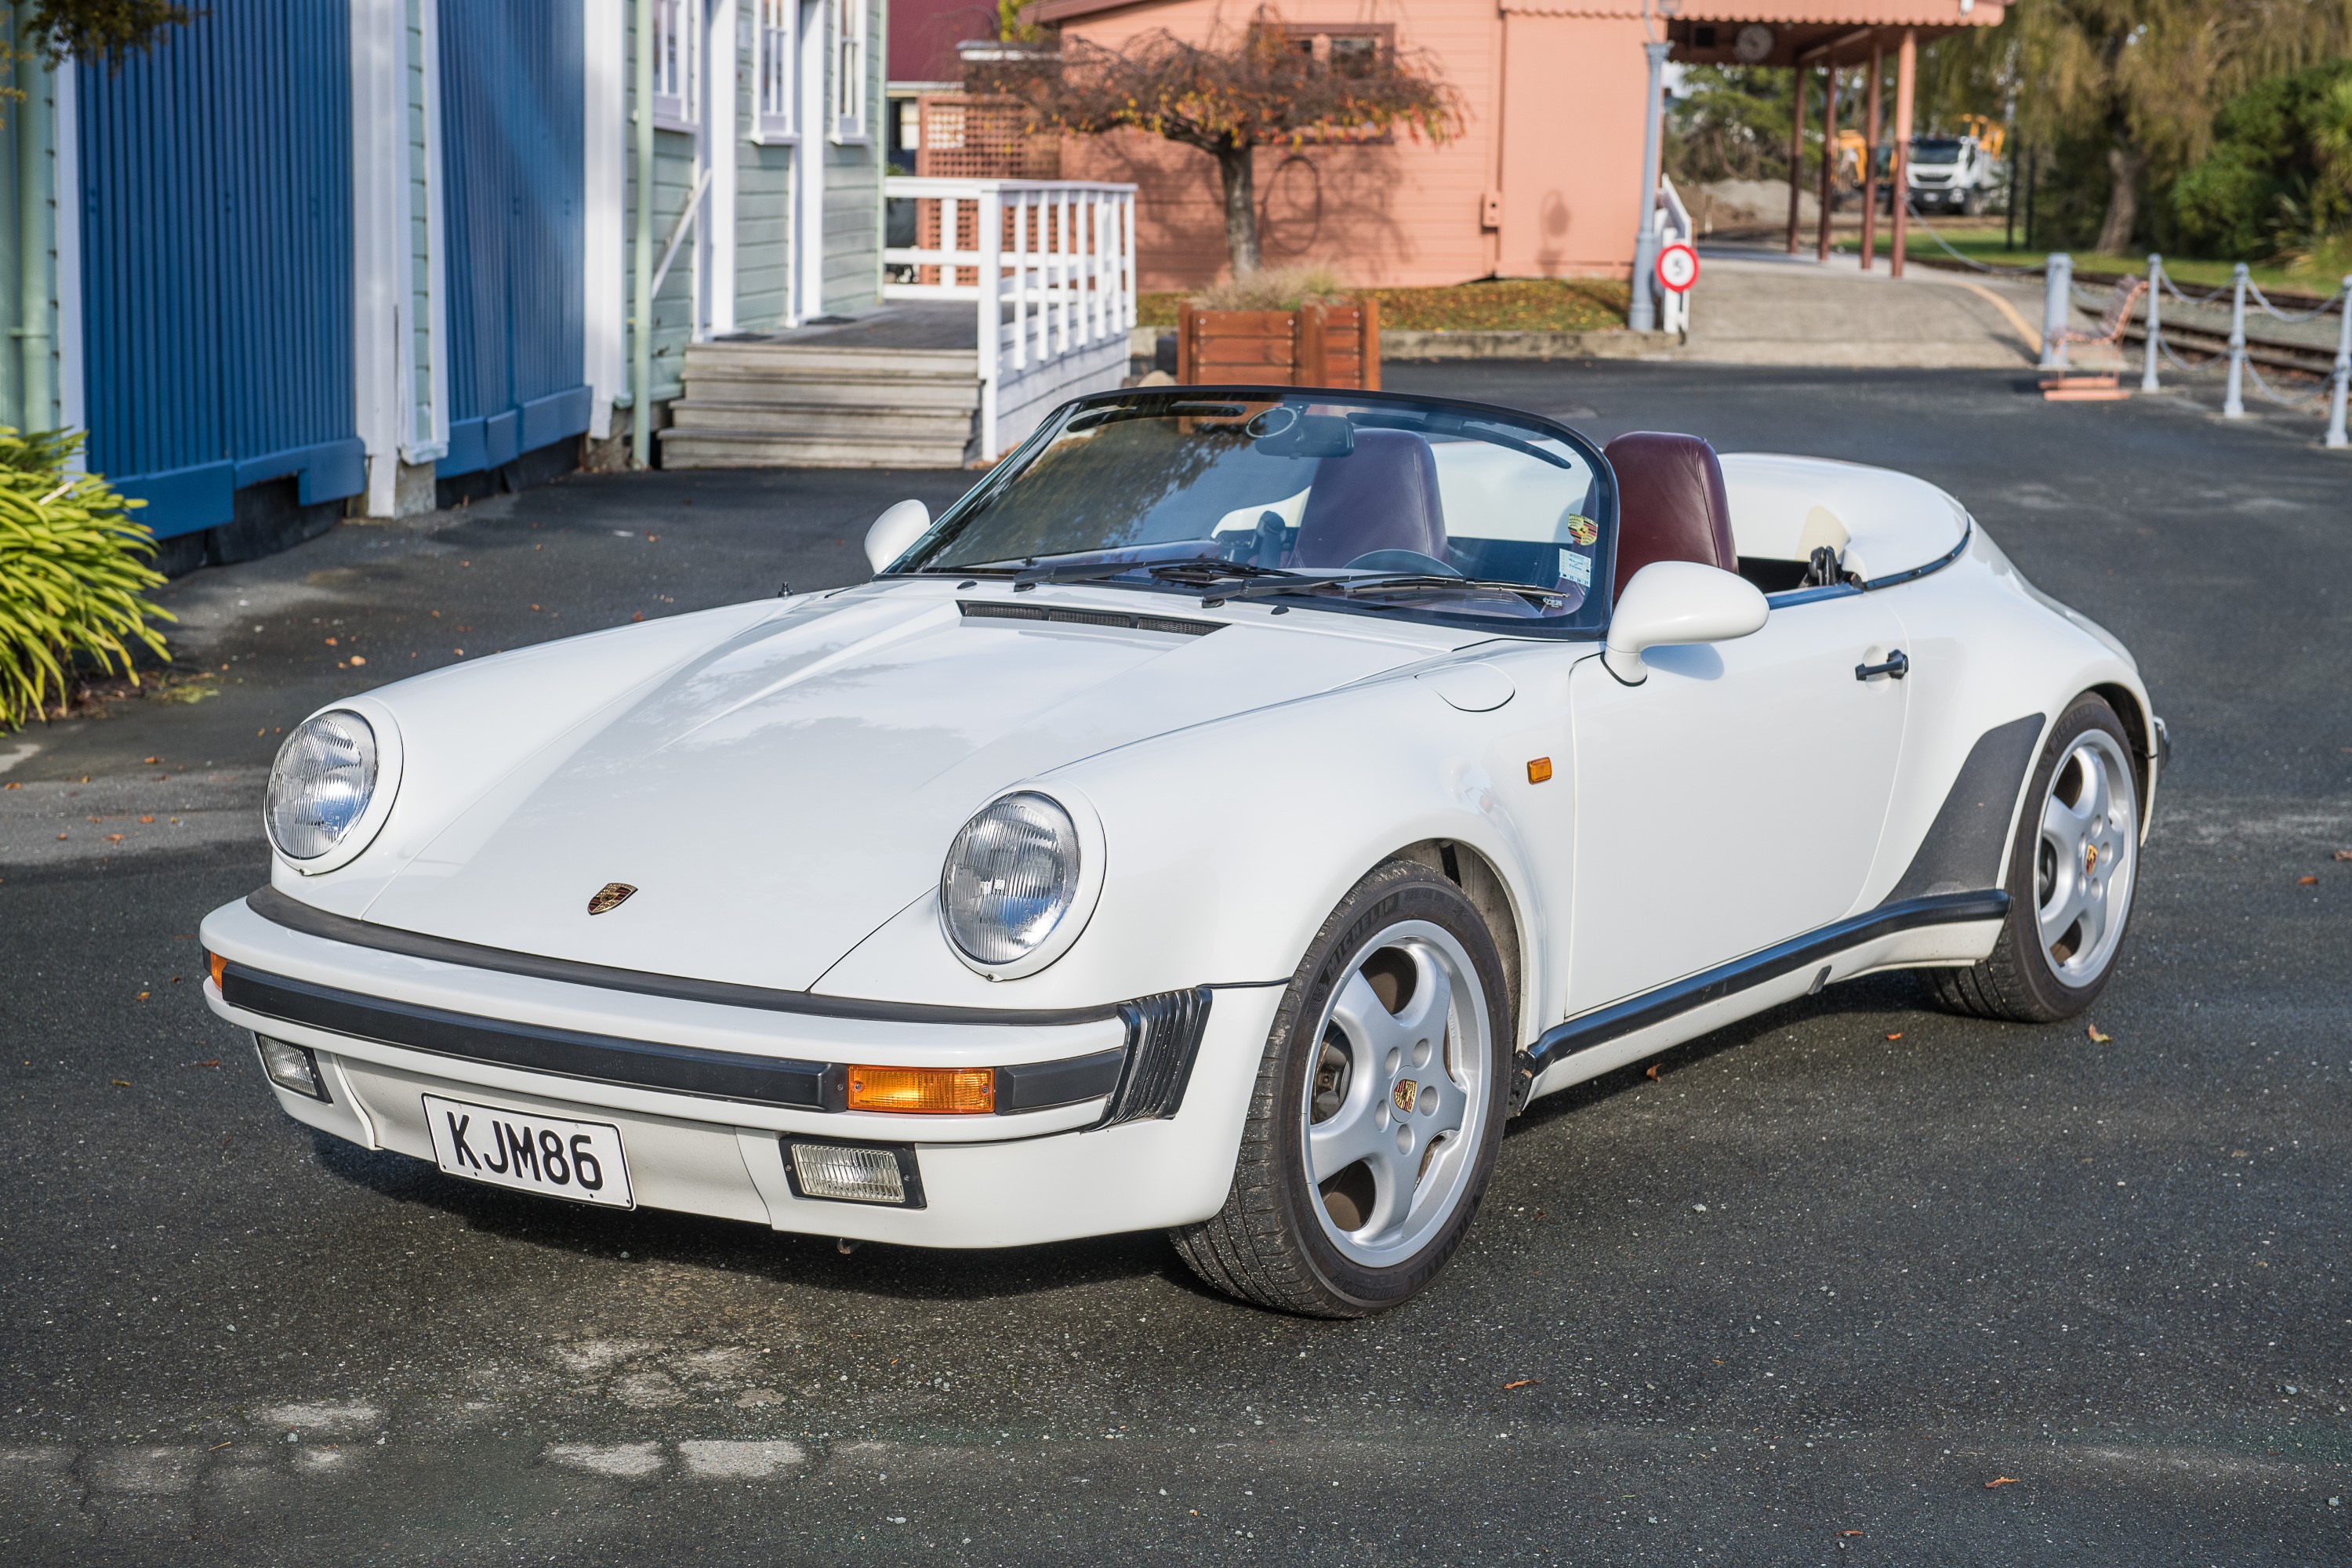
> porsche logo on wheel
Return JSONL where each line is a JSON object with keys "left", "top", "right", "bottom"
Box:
{"left": 1392, "top": 1080, "right": 1418, "bottom": 1115}
{"left": 586, "top": 882, "right": 637, "bottom": 916}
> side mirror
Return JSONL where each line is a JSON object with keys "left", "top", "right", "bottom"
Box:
{"left": 1602, "top": 561, "right": 1769, "bottom": 685}
{"left": 864, "top": 499, "right": 931, "bottom": 575}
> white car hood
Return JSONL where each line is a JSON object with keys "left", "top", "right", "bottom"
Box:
{"left": 357, "top": 586, "right": 1437, "bottom": 991}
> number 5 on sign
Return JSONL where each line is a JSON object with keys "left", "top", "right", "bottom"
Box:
{"left": 1655, "top": 243, "right": 1700, "bottom": 294}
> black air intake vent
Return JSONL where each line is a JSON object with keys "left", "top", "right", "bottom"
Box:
{"left": 1097, "top": 987, "right": 1214, "bottom": 1127}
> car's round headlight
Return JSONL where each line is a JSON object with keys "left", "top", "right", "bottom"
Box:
{"left": 941, "top": 792, "right": 1081, "bottom": 965}
{"left": 266, "top": 710, "right": 379, "bottom": 861}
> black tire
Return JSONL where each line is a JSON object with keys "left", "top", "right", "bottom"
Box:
{"left": 1929, "top": 694, "right": 2143, "bottom": 1022}
{"left": 1169, "top": 860, "right": 1512, "bottom": 1317}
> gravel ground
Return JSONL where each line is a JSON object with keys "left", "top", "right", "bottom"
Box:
{"left": 2, "top": 365, "right": 2347, "bottom": 1565}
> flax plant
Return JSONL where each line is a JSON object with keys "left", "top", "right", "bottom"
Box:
{"left": 0, "top": 428, "right": 171, "bottom": 730}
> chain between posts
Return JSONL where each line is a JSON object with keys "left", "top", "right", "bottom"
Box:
{"left": 2085, "top": 255, "right": 2350, "bottom": 444}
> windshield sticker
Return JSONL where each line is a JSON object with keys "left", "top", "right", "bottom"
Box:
{"left": 1558, "top": 549, "right": 1593, "bottom": 587}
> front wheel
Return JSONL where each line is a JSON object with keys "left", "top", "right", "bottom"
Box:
{"left": 1170, "top": 861, "right": 1512, "bottom": 1316}
{"left": 1929, "top": 694, "right": 2143, "bottom": 1022}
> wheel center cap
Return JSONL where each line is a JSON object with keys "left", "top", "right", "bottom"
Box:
{"left": 1392, "top": 1080, "right": 1418, "bottom": 1115}
{"left": 2084, "top": 843, "right": 2100, "bottom": 874}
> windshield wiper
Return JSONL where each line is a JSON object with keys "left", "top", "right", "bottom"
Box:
{"left": 1210, "top": 572, "right": 1570, "bottom": 608}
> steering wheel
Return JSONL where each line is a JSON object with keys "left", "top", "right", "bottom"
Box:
{"left": 1341, "top": 549, "right": 1460, "bottom": 577}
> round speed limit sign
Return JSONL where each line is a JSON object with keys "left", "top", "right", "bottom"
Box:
{"left": 1655, "top": 242, "right": 1700, "bottom": 294}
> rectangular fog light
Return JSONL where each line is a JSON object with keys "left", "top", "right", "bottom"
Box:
{"left": 784, "top": 1140, "right": 924, "bottom": 1207}
{"left": 254, "top": 1034, "right": 328, "bottom": 1101}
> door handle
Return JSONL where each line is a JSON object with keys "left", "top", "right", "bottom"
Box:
{"left": 1854, "top": 649, "right": 1910, "bottom": 681}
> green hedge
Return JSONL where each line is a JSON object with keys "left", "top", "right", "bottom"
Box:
{"left": 0, "top": 429, "right": 172, "bottom": 731}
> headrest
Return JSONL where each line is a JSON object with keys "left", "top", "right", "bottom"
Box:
{"left": 1602, "top": 431, "right": 1736, "bottom": 601}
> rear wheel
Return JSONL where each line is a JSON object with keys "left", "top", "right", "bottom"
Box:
{"left": 1170, "top": 861, "right": 1511, "bottom": 1317}
{"left": 1929, "top": 695, "right": 2143, "bottom": 1022}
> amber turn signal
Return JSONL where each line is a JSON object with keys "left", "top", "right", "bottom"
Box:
{"left": 207, "top": 951, "right": 227, "bottom": 989}
{"left": 846, "top": 1065, "right": 996, "bottom": 1115}
{"left": 1526, "top": 757, "right": 1553, "bottom": 784}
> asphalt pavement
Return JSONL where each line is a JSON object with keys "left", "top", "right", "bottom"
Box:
{"left": 3, "top": 365, "right": 2348, "bottom": 1565}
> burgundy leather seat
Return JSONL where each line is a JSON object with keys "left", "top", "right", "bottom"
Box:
{"left": 1291, "top": 430, "right": 1448, "bottom": 568}
{"left": 1602, "top": 430, "right": 1737, "bottom": 602}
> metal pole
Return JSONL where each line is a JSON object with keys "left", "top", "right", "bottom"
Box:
{"left": 631, "top": 0, "right": 655, "bottom": 467}
{"left": 2139, "top": 253, "right": 2161, "bottom": 394}
{"left": 1889, "top": 28, "right": 1915, "bottom": 278}
{"left": 2039, "top": 253, "right": 2071, "bottom": 372}
{"left": 1815, "top": 63, "right": 1837, "bottom": 265}
{"left": 1785, "top": 66, "right": 1806, "bottom": 256}
{"left": 1859, "top": 44, "right": 1881, "bottom": 273}
{"left": 1628, "top": 40, "right": 1669, "bottom": 333}
{"left": 2326, "top": 275, "right": 2350, "bottom": 450}
{"left": 2222, "top": 263, "right": 2247, "bottom": 419}
{"left": 17, "top": 43, "right": 52, "bottom": 430}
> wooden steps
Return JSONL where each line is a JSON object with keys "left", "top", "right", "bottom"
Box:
{"left": 659, "top": 343, "right": 981, "bottom": 469}
{"left": 2039, "top": 372, "right": 2129, "bottom": 402}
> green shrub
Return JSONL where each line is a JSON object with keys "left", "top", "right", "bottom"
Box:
{"left": 2163, "top": 60, "right": 2352, "bottom": 261}
{"left": 0, "top": 428, "right": 171, "bottom": 731}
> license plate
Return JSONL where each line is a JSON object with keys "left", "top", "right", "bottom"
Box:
{"left": 423, "top": 1094, "right": 635, "bottom": 1208}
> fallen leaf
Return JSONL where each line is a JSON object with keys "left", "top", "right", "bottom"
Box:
{"left": 631, "top": 611, "right": 645, "bottom": 622}
{"left": 2086, "top": 1024, "right": 2112, "bottom": 1044}
{"left": 186, "top": 1059, "right": 220, "bottom": 1069}
{"left": 139, "top": 815, "right": 154, "bottom": 823}
{"left": 647, "top": 534, "right": 661, "bottom": 543}
{"left": 143, "top": 756, "right": 158, "bottom": 764}
{"left": 1644, "top": 1064, "right": 1660, "bottom": 1080}
{"left": 323, "top": 637, "right": 337, "bottom": 647}
{"left": 106, "top": 833, "right": 125, "bottom": 844}
{"left": 2, "top": 780, "right": 19, "bottom": 788}
{"left": 206, "top": 1441, "right": 231, "bottom": 1452}
{"left": 1984, "top": 1476, "right": 2020, "bottom": 1489}
{"left": 2298, "top": 875, "right": 2320, "bottom": 886}
{"left": 1886, "top": 1032, "right": 1904, "bottom": 1040}
{"left": 530, "top": 604, "right": 541, "bottom": 612}
{"left": 349, "top": 655, "right": 366, "bottom": 666}
{"left": 135, "top": 990, "right": 148, "bottom": 1001}
{"left": 110, "top": 1078, "right": 131, "bottom": 1087}
{"left": 2334, "top": 849, "right": 2352, "bottom": 862}
{"left": 1502, "top": 1378, "right": 1540, "bottom": 1391}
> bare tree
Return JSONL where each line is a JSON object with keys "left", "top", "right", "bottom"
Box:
{"left": 971, "top": 17, "right": 1457, "bottom": 276}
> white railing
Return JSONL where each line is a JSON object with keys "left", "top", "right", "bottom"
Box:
{"left": 884, "top": 177, "right": 1139, "bottom": 459}
{"left": 1654, "top": 174, "right": 1693, "bottom": 336}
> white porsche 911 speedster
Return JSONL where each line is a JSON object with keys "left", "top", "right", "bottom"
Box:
{"left": 200, "top": 387, "right": 2163, "bottom": 1316}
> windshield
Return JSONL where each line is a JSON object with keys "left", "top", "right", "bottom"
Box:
{"left": 1911, "top": 138, "right": 1965, "bottom": 165}
{"left": 897, "top": 390, "right": 1614, "bottom": 631}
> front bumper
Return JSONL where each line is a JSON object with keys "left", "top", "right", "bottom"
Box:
{"left": 199, "top": 894, "right": 1283, "bottom": 1248}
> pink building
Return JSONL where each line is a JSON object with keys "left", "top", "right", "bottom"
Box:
{"left": 1022, "top": 0, "right": 2007, "bottom": 290}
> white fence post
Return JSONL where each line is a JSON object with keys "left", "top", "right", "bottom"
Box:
{"left": 2222, "top": 263, "right": 2248, "bottom": 418}
{"left": 2328, "top": 275, "right": 2350, "bottom": 451}
{"left": 2139, "top": 253, "right": 2162, "bottom": 394}
{"left": 978, "top": 188, "right": 1002, "bottom": 459}
{"left": 2039, "top": 254, "right": 2071, "bottom": 371}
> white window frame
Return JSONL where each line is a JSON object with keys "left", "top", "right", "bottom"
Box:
{"left": 653, "top": 0, "right": 700, "bottom": 132}
{"left": 750, "top": 0, "right": 796, "bottom": 142}
{"left": 829, "top": 0, "right": 866, "bottom": 143}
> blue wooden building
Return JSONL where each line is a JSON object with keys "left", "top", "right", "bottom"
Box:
{"left": 0, "top": 0, "right": 885, "bottom": 567}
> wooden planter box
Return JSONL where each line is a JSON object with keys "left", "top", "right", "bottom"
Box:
{"left": 1176, "top": 299, "right": 1381, "bottom": 390}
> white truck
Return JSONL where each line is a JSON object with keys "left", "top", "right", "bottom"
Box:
{"left": 1899, "top": 135, "right": 2004, "bottom": 217}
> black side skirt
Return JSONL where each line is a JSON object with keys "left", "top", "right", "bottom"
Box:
{"left": 1521, "top": 890, "right": 2009, "bottom": 1081}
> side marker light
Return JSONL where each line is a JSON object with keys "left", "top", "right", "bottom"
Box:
{"left": 846, "top": 1065, "right": 996, "bottom": 1115}
{"left": 1526, "top": 757, "right": 1554, "bottom": 784}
